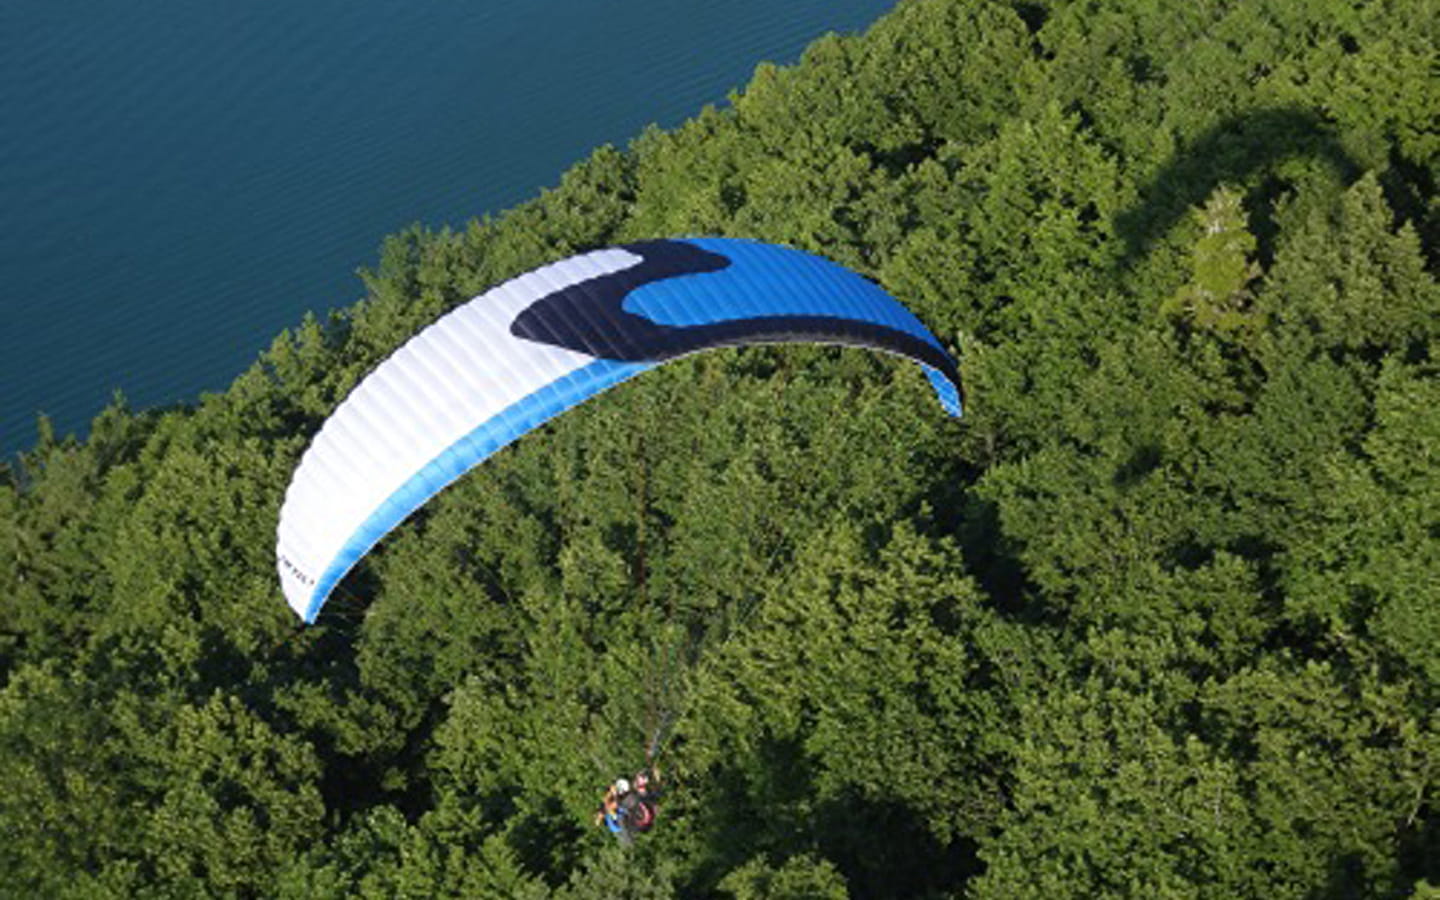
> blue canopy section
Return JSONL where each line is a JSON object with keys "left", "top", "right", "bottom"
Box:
{"left": 630, "top": 239, "right": 945, "bottom": 350}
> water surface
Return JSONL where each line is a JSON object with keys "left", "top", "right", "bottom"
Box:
{"left": 1, "top": 0, "right": 896, "bottom": 455}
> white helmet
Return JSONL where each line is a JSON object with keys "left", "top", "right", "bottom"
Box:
{"left": 615, "top": 778, "right": 631, "bottom": 794}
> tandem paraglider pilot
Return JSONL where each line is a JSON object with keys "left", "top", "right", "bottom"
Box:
{"left": 594, "top": 767, "right": 661, "bottom": 845}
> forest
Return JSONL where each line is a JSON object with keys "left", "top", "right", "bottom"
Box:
{"left": 3, "top": 0, "right": 1439, "bottom": 896}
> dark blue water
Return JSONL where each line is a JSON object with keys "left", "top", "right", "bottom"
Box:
{"left": 1, "top": 0, "right": 895, "bottom": 456}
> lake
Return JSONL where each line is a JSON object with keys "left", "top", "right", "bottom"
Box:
{"left": 0, "top": 0, "right": 896, "bottom": 457}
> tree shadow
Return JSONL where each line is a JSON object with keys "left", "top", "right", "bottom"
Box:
{"left": 953, "top": 493, "right": 1041, "bottom": 621}
{"left": 1395, "top": 800, "right": 1440, "bottom": 896}
{"left": 811, "top": 790, "right": 983, "bottom": 899}
{"left": 957, "top": 108, "right": 1370, "bottom": 626}
{"left": 1113, "top": 106, "right": 1363, "bottom": 269}
{"left": 677, "top": 738, "right": 983, "bottom": 898}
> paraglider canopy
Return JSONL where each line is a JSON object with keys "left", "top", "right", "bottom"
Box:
{"left": 276, "top": 237, "right": 961, "bottom": 622}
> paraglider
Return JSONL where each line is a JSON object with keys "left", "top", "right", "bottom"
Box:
{"left": 595, "top": 768, "right": 663, "bottom": 845}
{"left": 276, "top": 237, "right": 961, "bottom": 623}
